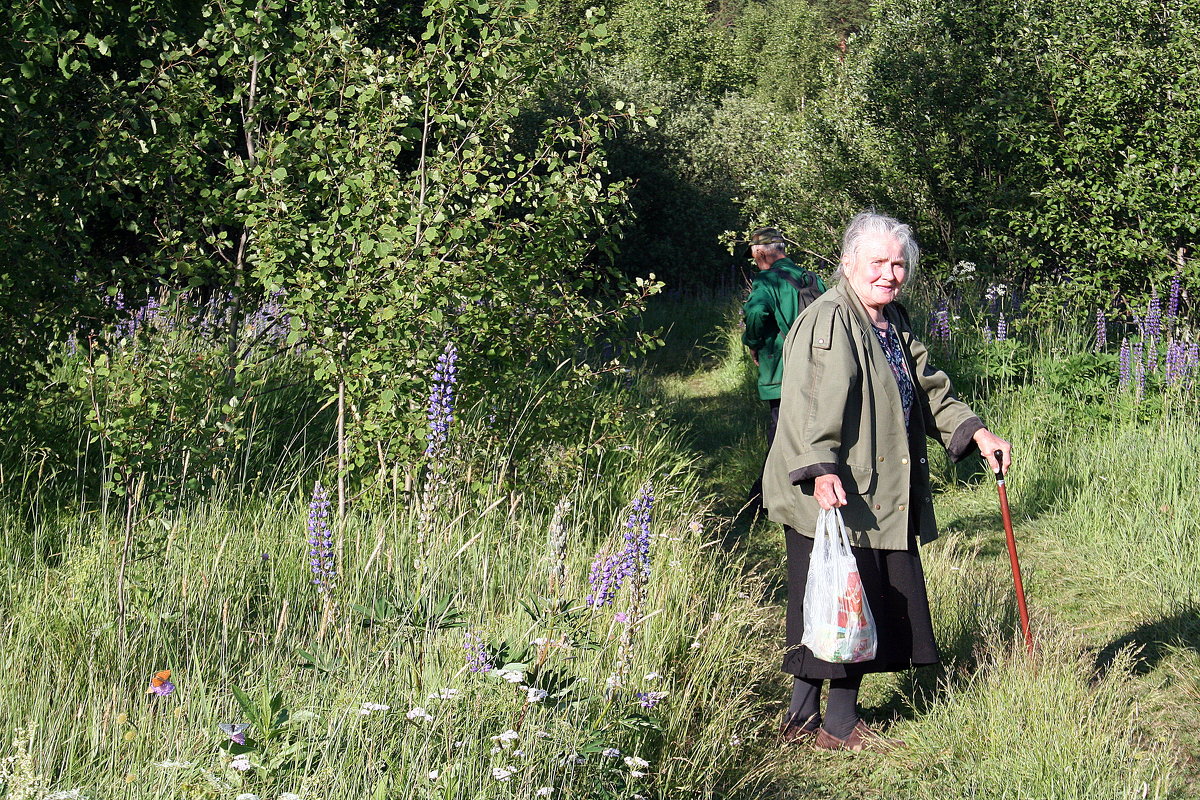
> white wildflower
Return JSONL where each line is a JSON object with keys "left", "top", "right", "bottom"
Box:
{"left": 513, "top": 749, "right": 526, "bottom": 757}
{"left": 359, "top": 702, "right": 390, "bottom": 713}
{"left": 690, "top": 641, "right": 701, "bottom": 649}
{"left": 428, "top": 770, "right": 439, "bottom": 780}
{"left": 624, "top": 756, "right": 650, "bottom": 769}
{"left": 524, "top": 687, "right": 549, "bottom": 703}
{"left": 453, "top": 740, "right": 466, "bottom": 748}
{"left": 495, "top": 669, "right": 524, "bottom": 683}
{"left": 492, "top": 729, "right": 520, "bottom": 746}
{"left": 235, "top": 794, "right": 260, "bottom": 800}
{"left": 536, "top": 789, "right": 554, "bottom": 797}
{"left": 490, "top": 746, "right": 502, "bottom": 755}
{"left": 278, "top": 794, "right": 302, "bottom": 800}
{"left": 45, "top": 793, "right": 86, "bottom": 800}
{"left": 730, "top": 735, "right": 743, "bottom": 746}
{"left": 405, "top": 707, "right": 433, "bottom": 722}
{"left": 629, "top": 770, "right": 646, "bottom": 778}
{"left": 534, "top": 730, "right": 552, "bottom": 738}
{"left": 643, "top": 672, "right": 661, "bottom": 681}
{"left": 492, "top": 767, "right": 514, "bottom": 781}
{"left": 605, "top": 673, "right": 623, "bottom": 690}
{"left": 229, "top": 755, "right": 253, "bottom": 772}
{"left": 669, "top": 560, "right": 681, "bottom": 567}
{"left": 155, "top": 760, "right": 194, "bottom": 768}
{"left": 601, "top": 747, "right": 621, "bottom": 758}
{"left": 428, "top": 688, "right": 460, "bottom": 700}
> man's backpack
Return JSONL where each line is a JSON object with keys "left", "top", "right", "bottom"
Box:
{"left": 779, "top": 269, "right": 823, "bottom": 313}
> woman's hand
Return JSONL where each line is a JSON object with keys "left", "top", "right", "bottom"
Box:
{"left": 814, "top": 474, "right": 848, "bottom": 510}
{"left": 973, "top": 428, "right": 1012, "bottom": 474}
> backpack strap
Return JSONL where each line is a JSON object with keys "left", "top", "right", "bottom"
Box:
{"left": 779, "top": 269, "right": 824, "bottom": 312}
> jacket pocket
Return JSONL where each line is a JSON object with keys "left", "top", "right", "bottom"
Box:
{"left": 837, "top": 463, "right": 877, "bottom": 495}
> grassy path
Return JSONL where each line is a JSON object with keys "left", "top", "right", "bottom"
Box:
{"left": 640, "top": 294, "right": 1195, "bottom": 799}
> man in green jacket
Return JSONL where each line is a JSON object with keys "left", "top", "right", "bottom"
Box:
{"left": 742, "top": 227, "right": 827, "bottom": 513}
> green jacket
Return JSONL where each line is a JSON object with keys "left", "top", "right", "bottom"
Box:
{"left": 763, "top": 280, "right": 984, "bottom": 550}
{"left": 742, "top": 257, "right": 827, "bottom": 401}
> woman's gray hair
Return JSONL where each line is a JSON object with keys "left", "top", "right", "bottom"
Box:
{"left": 834, "top": 210, "right": 920, "bottom": 282}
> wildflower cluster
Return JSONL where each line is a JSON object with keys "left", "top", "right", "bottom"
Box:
{"left": 586, "top": 482, "right": 655, "bottom": 608}
{"left": 930, "top": 298, "right": 952, "bottom": 342}
{"left": 307, "top": 483, "right": 335, "bottom": 593}
{"left": 1114, "top": 274, "right": 1198, "bottom": 395}
{"left": 464, "top": 630, "right": 494, "bottom": 673}
{"left": 425, "top": 343, "right": 459, "bottom": 458}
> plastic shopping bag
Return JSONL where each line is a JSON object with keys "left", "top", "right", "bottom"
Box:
{"left": 800, "top": 508, "right": 878, "bottom": 663}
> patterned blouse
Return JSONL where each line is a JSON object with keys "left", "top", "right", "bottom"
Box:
{"left": 872, "top": 323, "right": 915, "bottom": 432}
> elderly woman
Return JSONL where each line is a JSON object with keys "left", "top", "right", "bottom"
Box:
{"left": 763, "top": 211, "right": 1011, "bottom": 751}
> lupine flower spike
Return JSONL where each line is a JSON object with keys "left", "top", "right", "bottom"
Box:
{"left": 308, "top": 483, "right": 335, "bottom": 593}
{"left": 1118, "top": 339, "right": 1132, "bottom": 389}
{"left": 464, "top": 630, "right": 494, "bottom": 673}
{"left": 425, "top": 343, "right": 459, "bottom": 459}
{"left": 1145, "top": 289, "right": 1162, "bottom": 342}
{"left": 1168, "top": 273, "right": 1183, "bottom": 323}
{"left": 930, "top": 298, "right": 951, "bottom": 342}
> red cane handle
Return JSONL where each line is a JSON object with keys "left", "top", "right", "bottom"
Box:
{"left": 993, "top": 449, "right": 1005, "bottom": 481}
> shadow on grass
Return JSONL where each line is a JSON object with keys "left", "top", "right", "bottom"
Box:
{"left": 1093, "top": 605, "right": 1200, "bottom": 677}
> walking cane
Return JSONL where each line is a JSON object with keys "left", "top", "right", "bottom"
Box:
{"left": 991, "top": 449, "right": 1033, "bottom": 654}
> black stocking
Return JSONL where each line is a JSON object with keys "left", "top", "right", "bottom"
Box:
{"left": 785, "top": 676, "right": 823, "bottom": 729}
{"left": 823, "top": 675, "right": 863, "bottom": 739}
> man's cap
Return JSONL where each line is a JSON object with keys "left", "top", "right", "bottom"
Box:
{"left": 744, "top": 227, "right": 786, "bottom": 257}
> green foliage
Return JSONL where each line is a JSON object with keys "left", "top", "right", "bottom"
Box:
{"left": 73, "top": 296, "right": 252, "bottom": 513}
{"left": 752, "top": 0, "right": 1200, "bottom": 311}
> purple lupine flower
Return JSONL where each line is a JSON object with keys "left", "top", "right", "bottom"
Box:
{"left": 464, "top": 630, "right": 493, "bottom": 673}
{"left": 1168, "top": 273, "right": 1182, "bottom": 322}
{"left": 1186, "top": 342, "right": 1200, "bottom": 390}
{"left": 621, "top": 482, "right": 654, "bottom": 581}
{"left": 1094, "top": 309, "right": 1106, "bottom": 353}
{"left": 983, "top": 324, "right": 994, "bottom": 343}
{"left": 307, "top": 482, "right": 335, "bottom": 593}
{"left": 996, "top": 314, "right": 1007, "bottom": 342}
{"left": 587, "top": 483, "right": 655, "bottom": 608}
{"left": 425, "top": 343, "right": 459, "bottom": 458}
{"left": 1118, "top": 339, "right": 1132, "bottom": 389}
{"left": 586, "top": 551, "right": 622, "bottom": 608}
{"left": 1132, "top": 340, "right": 1145, "bottom": 395}
{"left": 634, "top": 691, "right": 668, "bottom": 709}
{"left": 1145, "top": 289, "right": 1162, "bottom": 341}
{"left": 930, "top": 298, "right": 951, "bottom": 342}
{"left": 1165, "top": 339, "right": 1185, "bottom": 386}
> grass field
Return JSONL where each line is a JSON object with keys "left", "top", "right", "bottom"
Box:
{"left": 1, "top": 290, "right": 1196, "bottom": 799}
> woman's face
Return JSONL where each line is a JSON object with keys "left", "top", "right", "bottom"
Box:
{"left": 843, "top": 233, "right": 907, "bottom": 313}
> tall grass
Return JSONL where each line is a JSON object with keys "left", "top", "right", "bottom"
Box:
{"left": 4, "top": 288, "right": 1198, "bottom": 799}
{"left": 0, "top": 393, "right": 784, "bottom": 799}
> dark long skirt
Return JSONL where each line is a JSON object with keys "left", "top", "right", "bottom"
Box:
{"left": 782, "top": 523, "right": 939, "bottom": 679}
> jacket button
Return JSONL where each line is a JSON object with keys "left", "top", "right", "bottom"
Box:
{"left": 919, "top": 458, "right": 926, "bottom": 463}
{"left": 898, "top": 504, "right": 906, "bottom": 512}
{"left": 901, "top": 457, "right": 909, "bottom": 465}
{"left": 873, "top": 504, "right": 881, "bottom": 510}
{"left": 877, "top": 456, "right": 885, "bottom": 462}
{"left": 817, "top": 338, "right": 825, "bottom": 344}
